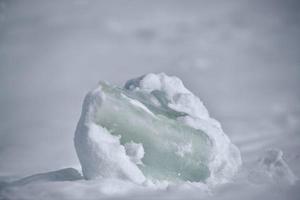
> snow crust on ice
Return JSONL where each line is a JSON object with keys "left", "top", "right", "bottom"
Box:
{"left": 74, "top": 120, "right": 145, "bottom": 183}
{"left": 124, "top": 142, "right": 145, "bottom": 165}
{"left": 125, "top": 73, "right": 210, "bottom": 119}
{"left": 74, "top": 73, "right": 241, "bottom": 185}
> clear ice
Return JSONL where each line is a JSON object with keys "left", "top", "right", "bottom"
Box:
{"left": 74, "top": 73, "right": 241, "bottom": 184}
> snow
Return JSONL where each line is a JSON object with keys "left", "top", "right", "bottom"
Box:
{"left": 74, "top": 121, "right": 145, "bottom": 183}
{"left": 124, "top": 142, "right": 145, "bottom": 165}
{"left": 126, "top": 73, "right": 210, "bottom": 119}
{"left": 5, "top": 168, "right": 83, "bottom": 187}
{"left": 248, "top": 149, "right": 298, "bottom": 185}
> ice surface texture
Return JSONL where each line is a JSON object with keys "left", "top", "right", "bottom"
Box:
{"left": 74, "top": 73, "right": 241, "bottom": 184}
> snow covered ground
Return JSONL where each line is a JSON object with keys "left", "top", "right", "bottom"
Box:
{"left": 0, "top": 0, "right": 300, "bottom": 199}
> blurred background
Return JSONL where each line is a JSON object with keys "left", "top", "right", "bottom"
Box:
{"left": 0, "top": 0, "right": 300, "bottom": 180}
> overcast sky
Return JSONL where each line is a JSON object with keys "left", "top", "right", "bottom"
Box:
{"left": 0, "top": 0, "right": 299, "bottom": 177}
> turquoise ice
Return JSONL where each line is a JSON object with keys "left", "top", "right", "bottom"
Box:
{"left": 74, "top": 73, "right": 241, "bottom": 184}
{"left": 94, "top": 82, "right": 212, "bottom": 181}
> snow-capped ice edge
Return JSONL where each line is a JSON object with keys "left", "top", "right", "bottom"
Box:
{"left": 74, "top": 73, "right": 242, "bottom": 187}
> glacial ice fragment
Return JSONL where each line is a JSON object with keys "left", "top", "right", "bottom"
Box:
{"left": 74, "top": 73, "right": 241, "bottom": 184}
